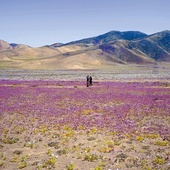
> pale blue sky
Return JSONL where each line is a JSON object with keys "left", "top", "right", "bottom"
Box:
{"left": 0, "top": 0, "right": 169, "bottom": 47}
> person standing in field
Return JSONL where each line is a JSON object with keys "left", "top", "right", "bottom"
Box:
{"left": 86, "top": 75, "right": 90, "bottom": 87}
{"left": 89, "top": 76, "right": 92, "bottom": 86}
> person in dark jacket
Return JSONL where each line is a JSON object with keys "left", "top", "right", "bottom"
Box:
{"left": 86, "top": 75, "right": 90, "bottom": 87}
{"left": 89, "top": 76, "right": 92, "bottom": 86}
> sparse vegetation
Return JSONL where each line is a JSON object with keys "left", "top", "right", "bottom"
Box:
{"left": 0, "top": 79, "right": 170, "bottom": 169}
{"left": 0, "top": 161, "right": 5, "bottom": 167}
{"left": 84, "top": 153, "right": 98, "bottom": 162}
{"left": 42, "top": 157, "right": 57, "bottom": 168}
{"left": 18, "top": 161, "right": 27, "bottom": 169}
{"left": 154, "top": 140, "right": 169, "bottom": 146}
{"left": 66, "top": 162, "right": 75, "bottom": 170}
{"left": 152, "top": 155, "right": 165, "bottom": 165}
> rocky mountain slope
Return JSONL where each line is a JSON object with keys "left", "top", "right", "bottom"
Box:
{"left": 0, "top": 30, "right": 170, "bottom": 70}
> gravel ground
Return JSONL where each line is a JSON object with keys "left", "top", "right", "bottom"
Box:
{"left": 0, "top": 68, "right": 170, "bottom": 81}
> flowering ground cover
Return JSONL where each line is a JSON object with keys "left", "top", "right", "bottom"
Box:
{"left": 0, "top": 80, "right": 170, "bottom": 170}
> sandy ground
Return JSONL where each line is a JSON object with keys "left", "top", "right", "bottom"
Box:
{"left": 0, "top": 63, "right": 170, "bottom": 81}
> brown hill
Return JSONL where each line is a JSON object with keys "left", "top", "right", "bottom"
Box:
{"left": 0, "top": 40, "right": 13, "bottom": 51}
{"left": 0, "top": 30, "right": 170, "bottom": 70}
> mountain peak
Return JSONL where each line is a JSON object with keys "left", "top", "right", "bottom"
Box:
{"left": 0, "top": 40, "right": 12, "bottom": 51}
{"left": 66, "top": 30, "right": 148, "bottom": 45}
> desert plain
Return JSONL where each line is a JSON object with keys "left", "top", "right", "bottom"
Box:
{"left": 0, "top": 64, "right": 170, "bottom": 170}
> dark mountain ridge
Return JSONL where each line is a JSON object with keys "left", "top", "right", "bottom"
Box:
{"left": 66, "top": 30, "right": 170, "bottom": 62}
{"left": 66, "top": 31, "right": 148, "bottom": 45}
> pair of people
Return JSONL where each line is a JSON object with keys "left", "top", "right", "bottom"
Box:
{"left": 86, "top": 75, "right": 92, "bottom": 87}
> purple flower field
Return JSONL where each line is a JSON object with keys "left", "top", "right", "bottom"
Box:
{"left": 0, "top": 80, "right": 170, "bottom": 170}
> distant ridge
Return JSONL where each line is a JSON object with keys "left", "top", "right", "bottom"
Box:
{"left": 0, "top": 30, "right": 170, "bottom": 69}
{"left": 66, "top": 31, "right": 148, "bottom": 45}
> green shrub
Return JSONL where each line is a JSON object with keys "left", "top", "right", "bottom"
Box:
{"left": 0, "top": 161, "right": 5, "bottom": 167}
{"left": 56, "top": 148, "right": 68, "bottom": 155}
{"left": 87, "top": 136, "right": 96, "bottom": 141}
{"left": 94, "top": 166, "right": 103, "bottom": 170}
{"left": 3, "top": 137, "right": 19, "bottom": 144}
{"left": 98, "top": 146, "right": 113, "bottom": 153}
{"left": 18, "top": 162, "right": 27, "bottom": 169}
{"left": 136, "top": 135, "right": 144, "bottom": 142}
{"left": 43, "top": 157, "right": 57, "bottom": 168}
{"left": 154, "top": 140, "right": 169, "bottom": 146}
{"left": 84, "top": 153, "right": 98, "bottom": 162}
{"left": 152, "top": 155, "right": 164, "bottom": 165}
{"left": 67, "top": 163, "right": 75, "bottom": 170}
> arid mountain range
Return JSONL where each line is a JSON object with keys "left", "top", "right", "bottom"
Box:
{"left": 0, "top": 30, "right": 170, "bottom": 70}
